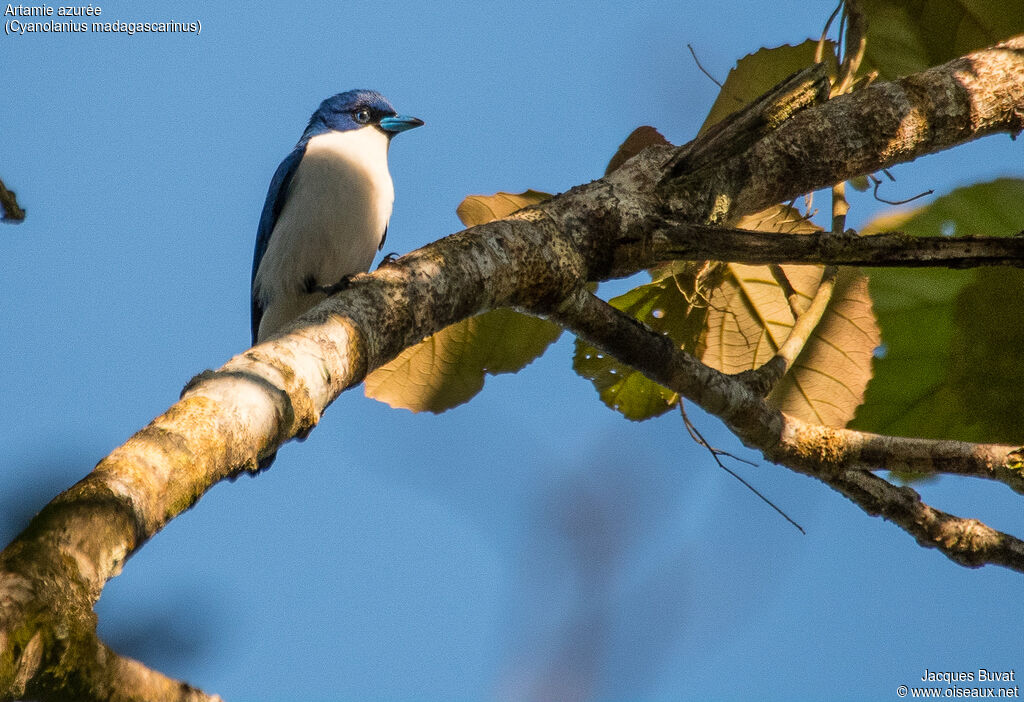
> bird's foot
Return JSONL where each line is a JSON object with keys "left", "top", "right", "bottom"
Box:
{"left": 377, "top": 252, "right": 400, "bottom": 268}
{"left": 304, "top": 274, "right": 351, "bottom": 296}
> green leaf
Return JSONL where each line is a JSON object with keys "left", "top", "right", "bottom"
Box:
{"left": 852, "top": 179, "right": 1024, "bottom": 442}
{"left": 573, "top": 270, "right": 710, "bottom": 420}
{"left": 860, "top": 0, "right": 1024, "bottom": 79}
{"left": 364, "top": 189, "right": 560, "bottom": 413}
{"left": 699, "top": 41, "right": 838, "bottom": 135}
{"left": 849, "top": 175, "right": 871, "bottom": 192}
{"left": 861, "top": 177, "right": 1024, "bottom": 238}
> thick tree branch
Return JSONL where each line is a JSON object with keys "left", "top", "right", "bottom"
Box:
{"left": 707, "top": 37, "right": 1024, "bottom": 221}
{"left": 3, "top": 35, "right": 1024, "bottom": 699}
{"left": 0, "top": 566, "right": 221, "bottom": 701}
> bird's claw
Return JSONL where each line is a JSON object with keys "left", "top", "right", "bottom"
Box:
{"left": 304, "top": 274, "right": 351, "bottom": 296}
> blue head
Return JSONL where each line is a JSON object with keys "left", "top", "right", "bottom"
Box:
{"left": 301, "top": 89, "right": 423, "bottom": 142}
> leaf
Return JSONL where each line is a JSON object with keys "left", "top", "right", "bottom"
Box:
{"left": 698, "top": 207, "right": 823, "bottom": 374}
{"left": 699, "top": 41, "right": 839, "bottom": 136}
{"left": 766, "top": 270, "right": 880, "bottom": 426}
{"left": 695, "top": 206, "right": 880, "bottom": 426}
{"left": 852, "top": 179, "right": 1024, "bottom": 442}
{"left": 860, "top": 0, "right": 1024, "bottom": 79}
{"left": 605, "top": 126, "right": 671, "bottom": 176}
{"left": 861, "top": 177, "right": 1024, "bottom": 238}
{"left": 455, "top": 189, "right": 552, "bottom": 227}
{"left": 700, "top": 263, "right": 879, "bottom": 427}
{"left": 573, "top": 203, "right": 880, "bottom": 426}
{"left": 364, "top": 308, "right": 562, "bottom": 413}
{"left": 364, "top": 189, "right": 560, "bottom": 413}
{"left": 701, "top": 264, "right": 822, "bottom": 372}
{"left": 573, "top": 269, "right": 710, "bottom": 420}
{"left": 850, "top": 175, "right": 871, "bottom": 192}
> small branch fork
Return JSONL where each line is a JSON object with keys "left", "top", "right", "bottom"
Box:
{"left": 739, "top": 264, "right": 838, "bottom": 396}
{"left": 2, "top": 33, "right": 1024, "bottom": 701}
{"left": 679, "top": 403, "right": 806, "bottom": 534}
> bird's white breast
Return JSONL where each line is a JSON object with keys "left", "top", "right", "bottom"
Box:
{"left": 254, "top": 127, "right": 394, "bottom": 340}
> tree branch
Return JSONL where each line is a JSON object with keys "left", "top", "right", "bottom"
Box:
{"left": 821, "top": 469, "right": 1024, "bottom": 570}
{"left": 0, "top": 568, "right": 222, "bottom": 701}
{"left": 740, "top": 265, "right": 839, "bottom": 395}
{"left": 707, "top": 36, "right": 1024, "bottom": 221}
{"left": 0, "top": 177, "right": 25, "bottom": 223}
{"left": 548, "top": 287, "right": 1024, "bottom": 570}
{"left": 3, "top": 35, "right": 1024, "bottom": 698}
{"left": 641, "top": 224, "right": 1024, "bottom": 269}
{"left": 769, "top": 416, "right": 1024, "bottom": 494}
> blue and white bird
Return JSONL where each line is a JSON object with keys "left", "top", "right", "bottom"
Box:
{"left": 251, "top": 89, "right": 423, "bottom": 344}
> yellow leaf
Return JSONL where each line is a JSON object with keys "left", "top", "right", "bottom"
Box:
{"left": 767, "top": 270, "right": 880, "bottom": 427}
{"left": 696, "top": 206, "right": 879, "bottom": 426}
{"left": 456, "top": 189, "right": 551, "bottom": 227}
{"left": 365, "top": 189, "right": 559, "bottom": 413}
{"left": 364, "top": 308, "right": 560, "bottom": 413}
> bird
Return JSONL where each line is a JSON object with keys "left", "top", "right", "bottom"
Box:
{"left": 250, "top": 89, "right": 423, "bottom": 344}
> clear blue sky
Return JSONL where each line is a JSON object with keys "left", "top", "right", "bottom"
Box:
{"left": 3, "top": 2, "right": 1022, "bottom": 700}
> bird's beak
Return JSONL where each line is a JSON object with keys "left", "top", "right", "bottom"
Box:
{"left": 379, "top": 114, "right": 424, "bottom": 134}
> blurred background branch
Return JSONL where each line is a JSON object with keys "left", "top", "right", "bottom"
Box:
{"left": 0, "top": 176, "right": 26, "bottom": 222}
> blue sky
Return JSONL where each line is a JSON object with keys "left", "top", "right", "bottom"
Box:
{"left": 2, "top": 2, "right": 1022, "bottom": 700}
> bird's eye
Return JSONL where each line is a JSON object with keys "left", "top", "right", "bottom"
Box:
{"left": 354, "top": 109, "right": 372, "bottom": 124}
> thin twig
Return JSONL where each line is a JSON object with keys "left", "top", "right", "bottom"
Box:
{"left": 815, "top": 1, "right": 843, "bottom": 64}
{"left": 687, "top": 43, "right": 724, "bottom": 88}
{"left": 872, "top": 174, "right": 934, "bottom": 205}
{"left": 831, "top": 181, "right": 849, "bottom": 232}
{"left": 768, "top": 264, "right": 803, "bottom": 318}
{"left": 679, "top": 403, "right": 805, "bottom": 534}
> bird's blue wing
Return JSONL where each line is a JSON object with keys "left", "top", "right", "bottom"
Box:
{"left": 251, "top": 145, "right": 305, "bottom": 344}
